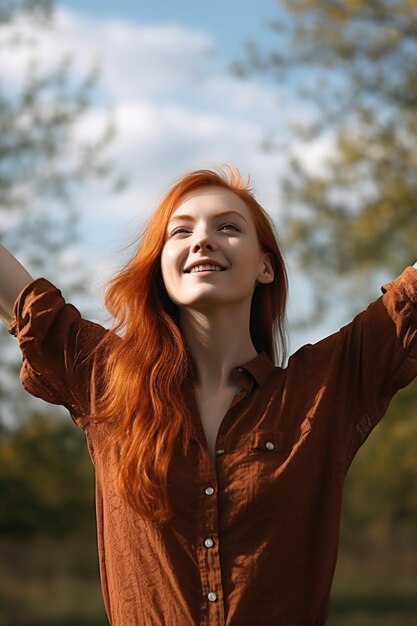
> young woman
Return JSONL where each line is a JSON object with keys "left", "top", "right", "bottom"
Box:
{"left": 1, "top": 164, "right": 417, "bottom": 626}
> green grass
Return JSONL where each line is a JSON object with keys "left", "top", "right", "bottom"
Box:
{"left": 327, "top": 538, "right": 417, "bottom": 625}
{"left": 0, "top": 536, "right": 108, "bottom": 626}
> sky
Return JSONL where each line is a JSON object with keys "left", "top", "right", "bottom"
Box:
{"left": 1, "top": 0, "right": 362, "bottom": 364}
{"left": 58, "top": 0, "right": 281, "bottom": 60}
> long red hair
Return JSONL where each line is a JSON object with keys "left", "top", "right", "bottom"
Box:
{"left": 86, "top": 164, "right": 289, "bottom": 525}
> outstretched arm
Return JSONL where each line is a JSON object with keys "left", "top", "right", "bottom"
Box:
{"left": 0, "top": 244, "right": 34, "bottom": 327}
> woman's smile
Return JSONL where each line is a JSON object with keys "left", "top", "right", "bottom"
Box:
{"left": 186, "top": 269, "right": 228, "bottom": 276}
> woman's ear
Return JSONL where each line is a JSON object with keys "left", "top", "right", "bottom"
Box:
{"left": 258, "top": 252, "right": 275, "bottom": 284}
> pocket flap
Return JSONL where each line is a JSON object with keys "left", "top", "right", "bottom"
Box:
{"left": 249, "top": 430, "right": 295, "bottom": 453}
{"left": 249, "top": 419, "right": 312, "bottom": 453}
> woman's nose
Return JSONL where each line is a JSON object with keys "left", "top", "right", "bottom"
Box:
{"left": 190, "top": 232, "right": 217, "bottom": 252}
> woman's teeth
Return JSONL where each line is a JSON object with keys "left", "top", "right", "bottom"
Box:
{"left": 189, "top": 265, "right": 223, "bottom": 273}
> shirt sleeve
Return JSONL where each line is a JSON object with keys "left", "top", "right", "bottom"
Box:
{"left": 288, "top": 265, "right": 417, "bottom": 470}
{"left": 8, "top": 277, "right": 109, "bottom": 429}
{"left": 342, "top": 266, "right": 417, "bottom": 459}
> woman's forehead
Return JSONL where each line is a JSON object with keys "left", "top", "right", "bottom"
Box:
{"left": 171, "top": 186, "right": 250, "bottom": 219}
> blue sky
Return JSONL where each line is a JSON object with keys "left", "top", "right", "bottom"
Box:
{"left": 0, "top": 1, "right": 407, "bottom": 431}
{"left": 58, "top": 0, "right": 282, "bottom": 62}
{"left": 1, "top": 0, "right": 362, "bottom": 366}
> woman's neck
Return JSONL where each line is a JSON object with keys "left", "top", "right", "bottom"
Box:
{"left": 179, "top": 305, "right": 257, "bottom": 392}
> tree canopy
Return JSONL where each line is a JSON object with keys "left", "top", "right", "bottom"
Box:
{"left": 0, "top": 0, "right": 126, "bottom": 423}
{"left": 233, "top": 0, "right": 417, "bottom": 326}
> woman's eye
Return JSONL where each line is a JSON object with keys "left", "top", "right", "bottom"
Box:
{"left": 221, "top": 223, "right": 240, "bottom": 231}
{"left": 169, "top": 227, "right": 189, "bottom": 236}
{"left": 170, "top": 223, "right": 239, "bottom": 236}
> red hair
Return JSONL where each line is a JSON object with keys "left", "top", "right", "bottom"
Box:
{"left": 86, "top": 164, "right": 288, "bottom": 525}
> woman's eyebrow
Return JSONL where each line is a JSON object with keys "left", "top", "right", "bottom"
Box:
{"left": 168, "top": 210, "right": 248, "bottom": 224}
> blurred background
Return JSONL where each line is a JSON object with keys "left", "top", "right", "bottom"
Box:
{"left": 1, "top": 0, "right": 417, "bottom": 624}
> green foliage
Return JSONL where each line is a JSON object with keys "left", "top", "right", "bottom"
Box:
{"left": 233, "top": 0, "right": 417, "bottom": 326}
{"left": 0, "top": 0, "right": 127, "bottom": 418}
{"left": 0, "top": 0, "right": 126, "bottom": 221}
{"left": 0, "top": 0, "right": 52, "bottom": 25}
{"left": 0, "top": 411, "right": 95, "bottom": 538}
{"left": 341, "top": 380, "right": 417, "bottom": 542}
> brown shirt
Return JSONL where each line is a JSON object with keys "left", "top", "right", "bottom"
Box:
{"left": 8, "top": 266, "right": 417, "bottom": 626}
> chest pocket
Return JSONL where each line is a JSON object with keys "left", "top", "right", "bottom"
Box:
{"left": 249, "top": 416, "right": 311, "bottom": 452}
{"left": 246, "top": 418, "right": 313, "bottom": 477}
{"left": 249, "top": 430, "right": 297, "bottom": 454}
{"left": 242, "top": 421, "right": 313, "bottom": 517}
{"left": 237, "top": 419, "right": 312, "bottom": 524}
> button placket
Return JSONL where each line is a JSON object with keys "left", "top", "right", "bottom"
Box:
{"left": 198, "top": 471, "right": 225, "bottom": 625}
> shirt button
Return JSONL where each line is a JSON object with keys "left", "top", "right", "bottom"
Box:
{"left": 207, "top": 592, "right": 217, "bottom": 602}
{"left": 204, "top": 538, "right": 214, "bottom": 548}
{"left": 215, "top": 449, "right": 225, "bottom": 456}
{"left": 265, "top": 441, "right": 275, "bottom": 451}
{"left": 205, "top": 486, "right": 214, "bottom": 495}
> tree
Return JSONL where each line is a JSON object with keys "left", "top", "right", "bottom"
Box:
{"left": 233, "top": 0, "right": 417, "bottom": 328}
{"left": 0, "top": 0, "right": 127, "bottom": 422}
{"left": 0, "top": 0, "right": 125, "bottom": 251}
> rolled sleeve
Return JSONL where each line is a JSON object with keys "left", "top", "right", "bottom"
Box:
{"left": 8, "top": 277, "right": 108, "bottom": 429}
{"left": 377, "top": 266, "right": 417, "bottom": 397}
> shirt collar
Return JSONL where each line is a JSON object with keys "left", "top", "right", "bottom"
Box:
{"left": 231, "top": 351, "right": 275, "bottom": 388}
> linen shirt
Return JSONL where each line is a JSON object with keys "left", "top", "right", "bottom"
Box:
{"left": 8, "top": 265, "right": 417, "bottom": 626}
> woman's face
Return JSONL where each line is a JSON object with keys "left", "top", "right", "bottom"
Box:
{"left": 160, "top": 186, "right": 273, "bottom": 311}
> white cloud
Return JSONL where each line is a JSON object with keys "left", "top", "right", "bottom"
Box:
{"left": 73, "top": 99, "right": 287, "bottom": 222}
{"left": 202, "top": 75, "right": 281, "bottom": 112}
{"left": 290, "top": 132, "right": 337, "bottom": 177}
{"left": 0, "top": 8, "right": 216, "bottom": 100}
{"left": 1, "top": 6, "right": 338, "bottom": 353}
